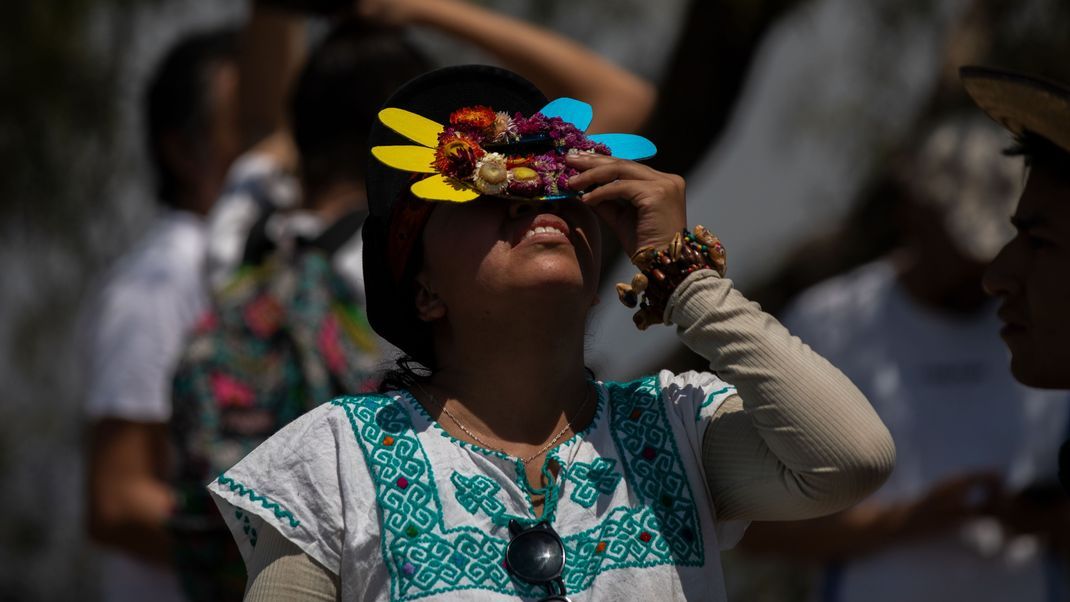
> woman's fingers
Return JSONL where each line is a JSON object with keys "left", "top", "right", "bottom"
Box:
{"left": 566, "top": 153, "right": 659, "bottom": 190}
{"left": 578, "top": 179, "right": 645, "bottom": 206}
{"left": 564, "top": 153, "right": 688, "bottom": 256}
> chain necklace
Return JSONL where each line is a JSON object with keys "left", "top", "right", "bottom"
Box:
{"left": 416, "top": 382, "right": 594, "bottom": 464}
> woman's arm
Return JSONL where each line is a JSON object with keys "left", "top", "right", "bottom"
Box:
{"left": 665, "top": 271, "right": 895, "bottom": 521}
{"left": 357, "top": 0, "right": 656, "bottom": 133}
{"left": 87, "top": 420, "right": 175, "bottom": 563}
{"left": 237, "top": 1, "right": 307, "bottom": 161}
{"left": 244, "top": 525, "right": 339, "bottom": 601}
{"left": 566, "top": 154, "right": 894, "bottom": 522}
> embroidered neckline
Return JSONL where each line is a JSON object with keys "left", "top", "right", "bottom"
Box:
{"left": 392, "top": 381, "right": 606, "bottom": 464}
{"left": 331, "top": 376, "right": 705, "bottom": 600}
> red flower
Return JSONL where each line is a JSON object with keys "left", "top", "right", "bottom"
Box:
{"left": 449, "top": 105, "right": 496, "bottom": 131}
{"left": 433, "top": 131, "right": 485, "bottom": 178}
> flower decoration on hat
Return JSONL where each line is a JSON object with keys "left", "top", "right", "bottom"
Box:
{"left": 371, "top": 98, "right": 657, "bottom": 202}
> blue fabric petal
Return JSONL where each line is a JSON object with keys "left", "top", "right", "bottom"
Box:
{"left": 539, "top": 98, "right": 593, "bottom": 131}
{"left": 588, "top": 133, "right": 657, "bottom": 160}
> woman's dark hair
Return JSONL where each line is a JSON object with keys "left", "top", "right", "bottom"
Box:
{"left": 290, "top": 20, "right": 431, "bottom": 198}
{"left": 377, "top": 355, "right": 432, "bottom": 393}
{"left": 145, "top": 28, "right": 238, "bottom": 208}
{"left": 1005, "top": 130, "right": 1070, "bottom": 181}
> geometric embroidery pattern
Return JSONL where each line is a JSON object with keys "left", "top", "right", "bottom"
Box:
{"left": 333, "top": 375, "right": 704, "bottom": 601}
{"left": 567, "top": 377, "right": 705, "bottom": 586}
{"left": 335, "top": 396, "right": 537, "bottom": 601}
{"left": 450, "top": 472, "right": 529, "bottom": 528}
{"left": 565, "top": 458, "right": 622, "bottom": 508}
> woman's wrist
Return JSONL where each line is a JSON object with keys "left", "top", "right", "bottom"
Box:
{"left": 616, "top": 226, "right": 727, "bottom": 330}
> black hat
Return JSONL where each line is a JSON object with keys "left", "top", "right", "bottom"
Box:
{"left": 362, "top": 65, "right": 548, "bottom": 366}
{"left": 961, "top": 66, "right": 1070, "bottom": 154}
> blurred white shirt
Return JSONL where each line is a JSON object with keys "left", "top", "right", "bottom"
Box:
{"left": 82, "top": 207, "right": 208, "bottom": 602}
{"left": 84, "top": 208, "right": 208, "bottom": 422}
{"left": 784, "top": 259, "right": 1069, "bottom": 602}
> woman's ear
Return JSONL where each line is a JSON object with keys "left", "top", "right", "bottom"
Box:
{"left": 414, "top": 273, "right": 447, "bottom": 322}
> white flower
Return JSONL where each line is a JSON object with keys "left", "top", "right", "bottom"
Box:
{"left": 472, "top": 153, "right": 510, "bottom": 195}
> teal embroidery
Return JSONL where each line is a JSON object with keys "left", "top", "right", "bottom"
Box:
{"left": 450, "top": 472, "right": 519, "bottom": 527}
{"left": 334, "top": 376, "right": 704, "bottom": 601}
{"left": 607, "top": 377, "right": 704, "bottom": 569}
{"left": 512, "top": 451, "right": 563, "bottom": 524}
{"left": 334, "top": 396, "right": 540, "bottom": 601}
{"left": 217, "top": 475, "right": 300, "bottom": 529}
{"left": 565, "top": 458, "right": 622, "bottom": 508}
{"left": 695, "top": 385, "right": 735, "bottom": 421}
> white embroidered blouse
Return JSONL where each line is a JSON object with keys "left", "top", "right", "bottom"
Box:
{"left": 208, "top": 371, "right": 742, "bottom": 601}
{"left": 208, "top": 271, "right": 898, "bottom": 601}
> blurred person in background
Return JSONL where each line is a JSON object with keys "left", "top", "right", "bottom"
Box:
{"left": 83, "top": 3, "right": 314, "bottom": 597}
{"left": 740, "top": 115, "right": 1070, "bottom": 602}
{"left": 82, "top": 26, "right": 240, "bottom": 602}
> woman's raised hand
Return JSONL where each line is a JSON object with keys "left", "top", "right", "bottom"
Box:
{"left": 566, "top": 154, "right": 688, "bottom": 257}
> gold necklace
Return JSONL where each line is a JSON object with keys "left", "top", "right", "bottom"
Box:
{"left": 416, "top": 383, "right": 594, "bottom": 464}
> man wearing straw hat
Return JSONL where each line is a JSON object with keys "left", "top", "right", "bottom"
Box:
{"left": 962, "top": 67, "right": 1070, "bottom": 486}
{"left": 962, "top": 67, "right": 1070, "bottom": 390}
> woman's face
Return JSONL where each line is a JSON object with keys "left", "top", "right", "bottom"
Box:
{"left": 417, "top": 196, "right": 602, "bottom": 322}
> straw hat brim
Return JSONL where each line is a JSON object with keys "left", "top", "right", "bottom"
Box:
{"left": 961, "top": 66, "right": 1070, "bottom": 153}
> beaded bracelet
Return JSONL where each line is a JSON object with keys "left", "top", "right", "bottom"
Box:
{"left": 615, "top": 226, "right": 727, "bottom": 330}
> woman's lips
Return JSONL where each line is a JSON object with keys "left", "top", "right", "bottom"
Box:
{"left": 513, "top": 213, "right": 572, "bottom": 247}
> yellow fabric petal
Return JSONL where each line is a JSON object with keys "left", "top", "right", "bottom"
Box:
{"left": 410, "top": 174, "right": 480, "bottom": 202}
{"left": 378, "top": 108, "right": 444, "bottom": 148}
{"left": 371, "top": 145, "right": 437, "bottom": 173}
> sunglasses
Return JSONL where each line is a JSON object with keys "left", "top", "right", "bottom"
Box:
{"left": 505, "top": 520, "right": 571, "bottom": 601}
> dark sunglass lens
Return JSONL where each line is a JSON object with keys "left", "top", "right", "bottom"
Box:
{"left": 506, "top": 529, "right": 564, "bottom": 583}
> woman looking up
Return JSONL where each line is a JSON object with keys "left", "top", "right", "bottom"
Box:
{"left": 209, "top": 65, "right": 895, "bottom": 601}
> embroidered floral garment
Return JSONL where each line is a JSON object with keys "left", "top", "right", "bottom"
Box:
{"left": 208, "top": 371, "right": 744, "bottom": 601}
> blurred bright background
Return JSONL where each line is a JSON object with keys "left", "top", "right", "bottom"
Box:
{"left": 2, "top": 0, "right": 1069, "bottom": 599}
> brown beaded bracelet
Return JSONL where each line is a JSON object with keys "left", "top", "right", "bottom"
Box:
{"left": 615, "top": 226, "right": 726, "bottom": 330}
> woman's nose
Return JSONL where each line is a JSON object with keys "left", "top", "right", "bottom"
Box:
{"left": 982, "top": 240, "right": 1022, "bottom": 298}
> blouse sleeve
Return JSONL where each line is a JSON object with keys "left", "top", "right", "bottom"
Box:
{"left": 658, "top": 370, "right": 749, "bottom": 549}
{"left": 207, "top": 402, "right": 354, "bottom": 575}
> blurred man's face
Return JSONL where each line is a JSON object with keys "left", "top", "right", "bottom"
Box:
{"left": 191, "top": 61, "right": 240, "bottom": 214}
{"left": 984, "top": 163, "right": 1070, "bottom": 388}
{"left": 167, "top": 60, "right": 240, "bottom": 215}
